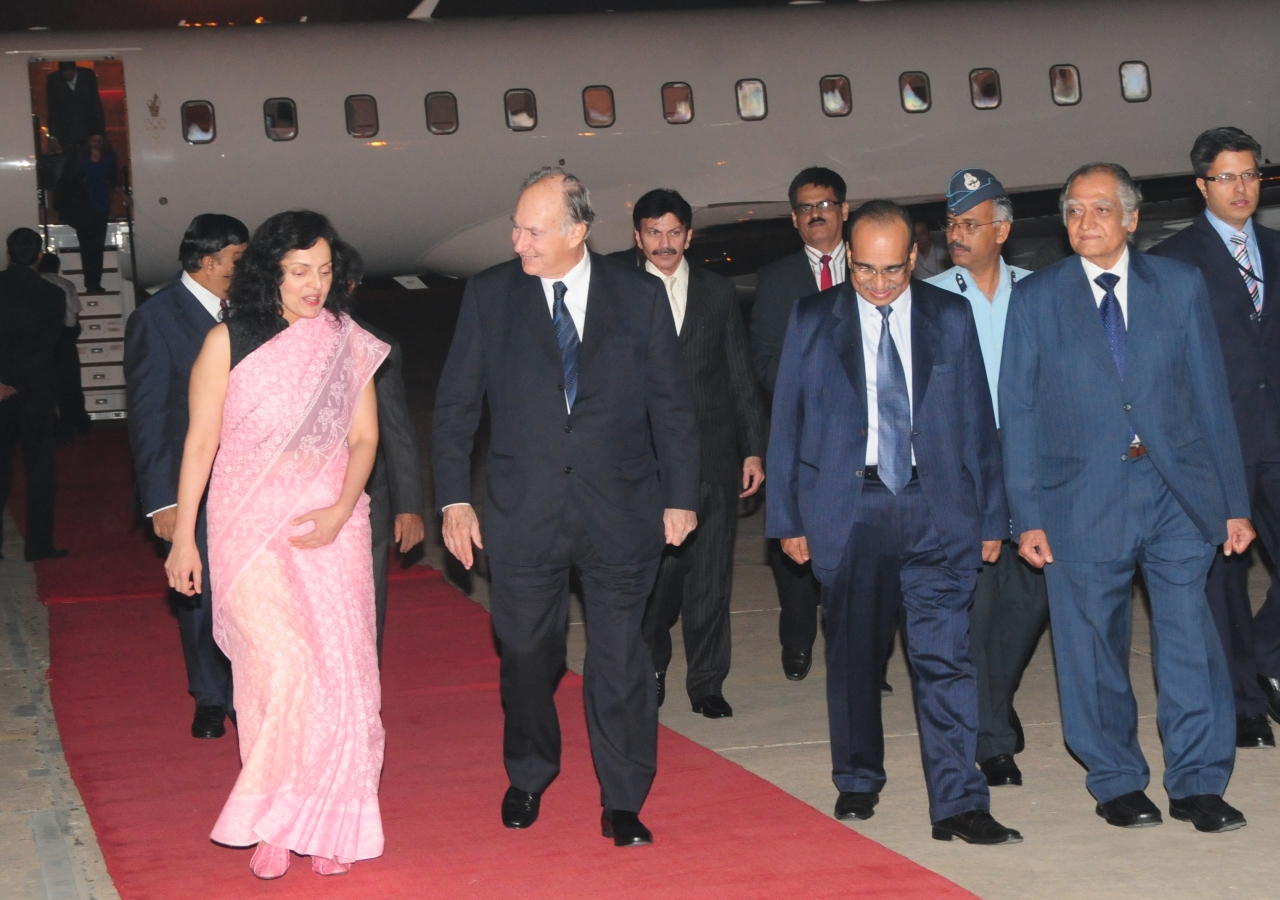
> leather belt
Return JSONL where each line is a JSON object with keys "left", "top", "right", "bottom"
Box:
{"left": 864, "top": 465, "right": 919, "bottom": 483}
{"left": 1128, "top": 443, "right": 1148, "bottom": 458}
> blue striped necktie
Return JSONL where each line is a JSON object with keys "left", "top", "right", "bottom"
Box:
{"left": 552, "top": 280, "right": 580, "bottom": 409}
{"left": 876, "top": 306, "right": 912, "bottom": 494}
{"left": 1232, "top": 232, "right": 1262, "bottom": 313}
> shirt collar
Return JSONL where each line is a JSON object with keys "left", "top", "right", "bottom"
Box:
{"left": 644, "top": 255, "right": 688, "bottom": 285}
{"left": 1080, "top": 246, "right": 1130, "bottom": 284}
{"left": 541, "top": 248, "right": 591, "bottom": 295}
{"left": 805, "top": 242, "right": 846, "bottom": 266}
{"left": 855, "top": 284, "right": 913, "bottom": 317}
{"left": 180, "top": 271, "right": 225, "bottom": 321}
{"left": 1205, "top": 208, "right": 1257, "bottom": 246}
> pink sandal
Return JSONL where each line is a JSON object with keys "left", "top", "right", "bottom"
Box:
{"left": 249, "top": 842, "right": 290, "bottom": 879}
{"left": 311, "top": 856, "right": 352, "bottom": 876}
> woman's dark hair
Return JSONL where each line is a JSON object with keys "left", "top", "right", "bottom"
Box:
{"left": 224, "top": 210, "right": 354, "bottom": 342}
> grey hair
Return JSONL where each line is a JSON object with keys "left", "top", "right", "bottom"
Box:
{"left": 991, "top": 195, "right": 1014, "bottom": 224}
{"left": 521, "top": 166, "right": 596, "bottom": 236}
{"left": 1060, "top": 162, "right": 1143, "bottom": 227}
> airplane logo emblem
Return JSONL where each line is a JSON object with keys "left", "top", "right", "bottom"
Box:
{"left": 147, "top": 94, "right": 160, "bottom": 117}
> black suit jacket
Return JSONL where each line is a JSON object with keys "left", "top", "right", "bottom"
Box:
{"left": 1151, "top": 212, "right": 1280, "bottom": 467}
{"left": 45, "top": 68, "right": 105, "bottom": 147}
{"left": 0, "top": 266, "right": 65, "bottom": 406}
{"left": 432, "top": 253, "right": 701, "bottom": 567}
{"left": 750, "top": 249, "right": 835, "bottom": 394}
{"left": 124, "top": 277, "right": 219, "bottom": 515}
{"left": 608, "top": 252, "right": 765, "bottom": 485}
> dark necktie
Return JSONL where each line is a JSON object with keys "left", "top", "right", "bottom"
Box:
{"left": 876, "top": 305, "right": 912, "bottom": 494}
{"left": 1095, "top": 272, "right": 1126, "bottom": 380}
{"left": 552, "top": 280, "right": 580, "bottom": 409}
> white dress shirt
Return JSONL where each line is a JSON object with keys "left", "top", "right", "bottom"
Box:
{"left": 181, "top": 271, "right": 224, "bottom": 322}
{"left": 644, "top": 256, "right": 689, "bottom": 335}
{"left": 1080, "top": 247, "right": 1130, "bottom": 324}
{"left": 540, "top": 250, "right": 591, "bottom": 339}
{"left": 804, "top": 242, "right": 847, "bottom": 290}
{"left": 858, "top": 287, "right": 916, "bottom": 466}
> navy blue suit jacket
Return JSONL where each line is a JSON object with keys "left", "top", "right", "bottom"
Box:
{"left": 999, "top": 250, "right": 1250, "bottom": 560}
{"left": 765, "top": 280, "right": 1007, "bottom": 579}
{"left": 432, "top": 253, "right": 701, "bottom": 567}
{"left": 124, "top": 277, "right": 218, "bottom": 515}
{"left": 1150, "top": 212, "right": 1280, "bottom": 468}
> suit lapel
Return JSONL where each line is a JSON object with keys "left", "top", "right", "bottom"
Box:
{"left": 171, "top": 280, "right": 220, "bottom": 338}
{"left": 830, "top": 285, "right": 866, "bottom": 405}
{"left": 1191, "top": 214, "right": 1257, "bottom": 321}
{"left": 909, "top": 289, "right": 939, "bottom": 417}
{"left": 580, "top": 254, "right": 616, "bottom": 368}
{"left": 679, "top": 267, "right": 706, "bottom": 347}
{"left": 1062, "top": 258, "right": 1122, "bottom": 386}
{"left": 1125, "top": 251, "right": 1156, "bottom": 378}
{"left": 515, "top": 272, "right": 563, "bottom": 370}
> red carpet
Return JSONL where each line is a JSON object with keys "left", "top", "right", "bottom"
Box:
{"left": 35, "top": 430, "right": 976, "bottom": 898}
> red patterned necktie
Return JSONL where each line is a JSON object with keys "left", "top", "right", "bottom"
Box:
{"left": 820, "top": 254, "right": 833, "bottom": 291}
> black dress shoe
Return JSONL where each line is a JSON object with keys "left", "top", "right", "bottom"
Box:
{"left": 191, "top": 705, "right": 226, "bottom": 739}
{"left": 1237, "top": 713, "right": 1276, "bottom": 748}
{"left": 501, "top": 787, "right": 542, "bottom": 829}
{"left": 601, "top": 810, "right": 652, "bottom": 846}
{"left": 655, "top": 670, "right": 666, "bottom": 708}
{"left": 979, "top": 754, "right": 1023, "bottom": 787}
{"left": 1169, "top": 794, "right": 1246, "bottom": 833}
{"left": 782, "top": 648, "right": 812, "bottom": 681}
{"left": 24, "top": 547, "right": 69, "bottom": 562}
{"left": 1259, "top": 675, "right": 1280, "bottom": 725}
{"left": 1010, "top": 705, "right": 1025, "bottom": 754}
{"left": 880, "top": 678, "right": 893, "bottom": 697}
{"left": 691, "top": 695, "right": 733, "bottom": 718}
{"left": 1095, "top": 790, "right": 1162, "bottom": 827}
{"left": 931, "top": 810, "right": 1022, "bottom": 844}
{"left": 834, "top": 791, "right": 879, "bottom": 820}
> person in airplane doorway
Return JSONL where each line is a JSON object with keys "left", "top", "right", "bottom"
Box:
{"left": 124, "top": 214, "right": 248, "bottom": 740}
{"left": 433, "top": 168, "right": 700, "bottom": 847}
{"left": 749, "top": 166, "right": 848, "bottom": 684}
{"left": 610, "top": 189, "right": 766, "bottom": 719}
{"left": 925, "top": 169, "right": 1046, "bottom": 790}
{"left": 0, "top": 229, "right": 69, "bottom": 563}
{"left": 1001, "top": 163, "right": 1252, "bottom": 834}
{"left": 767, "top": 200, "right": 1019, "bottom": 844}
{"left": 1150, "top": 127, "right": 1280, "bottom": 750}
{"left": 44, "top": 61, "right": 104, "bottom": 157}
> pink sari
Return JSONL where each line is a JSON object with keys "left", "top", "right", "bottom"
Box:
{"left": 206, "top": 310, "right": 389, "bottom": 863}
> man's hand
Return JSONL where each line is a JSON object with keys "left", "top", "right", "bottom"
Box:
{"left": 1018, "top": 529, "right": 1054, "bottom": 569}
{"left": 442, "top": 504, "right": 484, "bottom": 570}
{"left": 151, "top": 507, "right": 178, "bottom": 543}
{"left": 394, "top": 513, "right": 426, "bottom": 553}
{"left": 740, "top": 456, "right": 765, "bottom": 498}
{"left": 1224, "top": 518, "right": 1256, "bottom": 557}
{"left": 981, "top": 540, "right": 1003, "bottom": 565}
{"left": 781, "top": 536, "right": 810, "bottom": 565}
{"left": 664, "top": 508, "right": 697, "bottom": 546}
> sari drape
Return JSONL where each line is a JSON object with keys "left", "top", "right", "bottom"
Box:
{"left": 206, "top": 310, "right": 389, "bottom": 863}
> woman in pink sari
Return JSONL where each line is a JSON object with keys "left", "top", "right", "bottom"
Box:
{"left": 166, "top": 211, "right": 389, "bottom": 879}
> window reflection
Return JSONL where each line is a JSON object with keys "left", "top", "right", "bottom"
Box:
{"left": 425, "top": 92, "right": 458, "bottom": 134}
{"left": 181, "top": 100, "right": 215, "bottom": 143}
{"left": 662, "top": 82, "right": 694, "bottom": 124}
{"left": 1050, "top": 65, "right": 1081, "bottom": 106}
{"left": 970, "top": 68, "right": 1001, "bottom": 110}
{"left": 582, "top": 85, "right": 614, "bottom": 128}
{"left": 899, "top": 72, "right": 930, "bottom": 113}
{"left": 736, "top": 79, "right": 767, "bottom": 121}
{"left": 820, "top": 75, "right": 851, "bottom": 117}
{"left": 345, "top": 95, "right": 378, "bottom": 138}
{"left": 1120, "top": 62, "right": 1150, "bottom": 102}
{"left": 505, "top": 89, "right": 537, "bottom": 131}
{"left": 264, "top": 98, "right": 297, "bottom": 141}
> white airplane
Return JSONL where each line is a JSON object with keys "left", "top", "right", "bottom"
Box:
{"left": 1, "top": 0, "right": 1276, "bottom": 285}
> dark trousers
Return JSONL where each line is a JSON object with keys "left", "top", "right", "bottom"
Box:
{"left": 1205, "top": 460, "right": 1280, "bottom": 718}
{"left": 174, "top": 506, "right": 232, "bottom": 710}
{"left": 0, "top": 396, "right": 58, "bottom": 556}
{"left": 643, "top": 481, "right": 736, "bottom": 702}
{"left": 57, "top": 325, "right": 89, "bottom": 436}
{"left": 74, "top": 209, "right": 109, "bottom": 292}
{"left": 769, "top": 538, "right": 821, "bottom": 653}
{"left": 820, "top": 479, "right": 988, "bottom": 823}
{"left": 488, "top": 495, "right": 661, "bottom": 814}
{"left": 1044, "top": 457, "right": 1233, "bottom": 803}
{"left": 370, "top": 496, "right": 390, "bottom": 665}
{"left": 971, "top": 543, "right": 1049, "bottom": 760}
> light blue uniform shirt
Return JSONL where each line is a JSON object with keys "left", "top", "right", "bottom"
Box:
{"left": 927, "top": 260, "right": 1030, "bottom": 427}
{"left": 1204, "top": 209, "right": 1264, "bottom": 307}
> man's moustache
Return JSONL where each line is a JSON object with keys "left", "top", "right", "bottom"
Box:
{"left": 653, "top": 248, "right": 677, "bottom": 255}
{"left": 948, "top": 242, "right": 970, "bottom": 253}
{"left": 807, "top": 217, "right": 827, "bottom": 225}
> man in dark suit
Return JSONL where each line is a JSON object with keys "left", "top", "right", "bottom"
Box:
{"left": 614, "top": 189, "right": 765, "bottom": 718}
{"left": 1151, "top": 127, "right": 1280, "bottom": 748}
{"left": 45, "top": 62, "right": 105, "bottom": 155}
{"left": 0, "top": 229, "right": 69, "bottom": 562}
{"left": 768, "top": 200, "right": 1019, "bottom": 844}
{"left": 124, "top": 214, "right": 248, "bottom": 739}
{"left": 1002, "top": 163, "right": 1252, "bottom": 834}
{"left": 433, "top": 169, "right": 700, "bottom": 846}
{"left": 749, "top": 166, "right": 849, "bottom": 682}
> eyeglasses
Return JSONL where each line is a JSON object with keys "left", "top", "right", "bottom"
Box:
{"left": 793, "top": 200, "right": 841, "bottom": 215}
{"left": 851, "top": 259, "right": 911, "bottom": 279}
{"left": 944, "top": 220, "right": 998, "bottom": 235}
{"left": 1203, "top": 170, "right": 1262, "bottom": 184}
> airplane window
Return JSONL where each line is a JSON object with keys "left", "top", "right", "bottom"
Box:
{"left": 582, "top": 86, "right": 615, "bottom": 128}
{"left": 662, "top": 82, "right": 694, "bottom": 124}
{"left": 736, "top": 79, "right": 767, "bottom": 121}
{"left": 1119, "top": 61, "right": 1151, "bottom": 102}
{"left": 263, "top": 98, "right": 297, "bottom": 141}
{"left": 970, "top": 68, "right": 1001, "bottom": 110}
{"left": 899, "top": 72, "right": 930, "bottom": 113}
{"left": 505, "top": 89, "right": 537, "bottom": 131}
{"left": 345, "top": 95, "right": 379, "bottom": 138}
{"left": 1050, "top": 65, "right": 1081, "bottom": 106}
{"left": 820, "top": 75, "right": 852, "bottom": 117}
{"left": 181, "top": 100, "right": 215, "bottom": 144}
{"left": 425, "top": 92, "right": 458, "bottom": 134}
